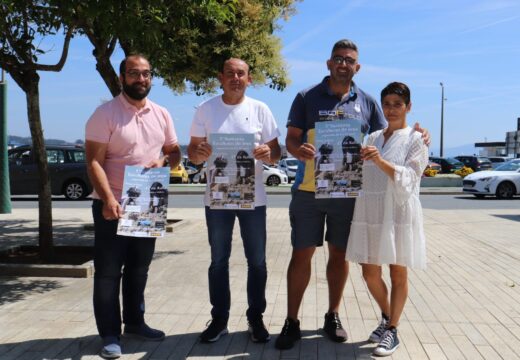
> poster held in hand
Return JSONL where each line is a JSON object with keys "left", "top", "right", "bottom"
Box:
{"left": 208, "top": 133, "right": 255, "bottom": 210}
{"left": 117, "top": 166, "right": 170, "bottom": 237}
{"left": 314, "top": 120, "right": 363, "bottom": 199}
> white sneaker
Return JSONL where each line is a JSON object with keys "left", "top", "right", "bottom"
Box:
{"left": 100, "top": 345, "right": 121, "bottom": 359}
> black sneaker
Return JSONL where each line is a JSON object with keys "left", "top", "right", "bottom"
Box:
{"left": 373, "top": 327, "right": 399, "bottom": 357}
{"left": 323, "top": 312, "right": 348, "bottom": 342}
{"left": 275, "top": 318, "right": 301, "bottom": 350}
{"left": 248, "top": 317, "right": 271, "bottom": 343}
{"left": 369, "top": 316, "right": 388, "bottom": 343}
{"left": 200, "top": 318, "right": 228, "bottom": 343}
{"left": 123, "top": 323, "right": 165, "bottom": 341}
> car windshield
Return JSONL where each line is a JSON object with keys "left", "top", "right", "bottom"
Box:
{"left": 446, "top": 158, "right": 462, "bottom": 165}
{"left": 477, "top": 157, "right": 491, "bottom": 163}
{"left": 495, "top": 161, "right": 520, "bottom": 171}
{"left": 286, "top": 159, "right": 298, "bottom": 166}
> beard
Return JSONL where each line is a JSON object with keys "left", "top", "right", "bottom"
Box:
{"left": 122, "top": 81, "right": 151, "bottom": 100}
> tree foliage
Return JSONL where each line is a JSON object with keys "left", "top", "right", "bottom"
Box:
{"left": 56, "top": 0, "right": 298, "bottom": 96}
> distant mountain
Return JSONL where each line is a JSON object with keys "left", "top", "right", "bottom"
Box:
{"left": 8, "top": 135, "right": 84, "bottom": 146}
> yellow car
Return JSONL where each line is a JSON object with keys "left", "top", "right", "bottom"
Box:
{"left": 170, "top": 162, "right": 189, "bottom": 184}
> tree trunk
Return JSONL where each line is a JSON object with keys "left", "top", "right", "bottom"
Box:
{"left": 95, "top": 54, "right": 121, "bottom": 97}
{"left": 25, "top": 73, "right": 54, "bottom": 260}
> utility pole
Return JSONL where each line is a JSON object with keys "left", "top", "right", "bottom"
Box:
{"left": 0, "top": 68, "right": 12, "bottom": 213}
{"left": 440, "top": 82, "right": 445, "bottom": 158}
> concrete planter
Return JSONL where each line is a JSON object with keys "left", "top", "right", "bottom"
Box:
{"left": 421, "top": 174, "right": 462, "bottom": 187}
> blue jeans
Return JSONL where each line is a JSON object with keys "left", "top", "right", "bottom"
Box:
{"left": 92, "top": 199, "right": 156, "bottom": 338}
{"left": 205, "top": 206, "right": 267, "bottom": 322}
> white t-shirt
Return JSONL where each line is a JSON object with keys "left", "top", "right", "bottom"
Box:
{"left": 190, "top": 95, "right": 280, "bottom": 207}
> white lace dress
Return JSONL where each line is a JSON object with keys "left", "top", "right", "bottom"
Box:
{"left": 346, "top": 127, "right": 429, "bottom": 269}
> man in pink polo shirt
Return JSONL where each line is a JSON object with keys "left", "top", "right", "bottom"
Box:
{"left": 85, "top": 54, "right": 180, "bottom": 359}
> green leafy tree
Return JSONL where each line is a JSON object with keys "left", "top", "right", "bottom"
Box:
{"left": 58, "top": 0, "right": 297, "bottom": 96}
{"left": 0, "top": 0, "right": 74, "bottom": 260}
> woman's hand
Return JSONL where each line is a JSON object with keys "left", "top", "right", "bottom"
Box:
{"left": 361, "top": 145, "right": 382, "bottom": 163}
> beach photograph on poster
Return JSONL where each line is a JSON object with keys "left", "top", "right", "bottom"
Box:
{"left": 117, "top": 166, "right": 170, "bottom": 237}
{"left": 314, "top": 120, "right": 363, "bottom": 199}
{"left": 208, "top": 133, "right": 255, "bottom": 210}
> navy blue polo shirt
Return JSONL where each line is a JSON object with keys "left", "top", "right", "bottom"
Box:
{"left": 287, "top": 76, "right": 386, "bottom": 192}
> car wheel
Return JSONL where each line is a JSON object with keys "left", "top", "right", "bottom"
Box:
{"left": 64, "top": 180, "right": 87, "bottom": 200}
{"left": 266, "top": 175, "right": 281, "bottom": 186}
{"left": 496, "top": 181, "right": 515, "bottom": 199}
{"left": 473, "top": 194, "right": 485, "bottom": 199}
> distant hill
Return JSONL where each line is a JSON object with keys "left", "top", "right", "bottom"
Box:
{"left": 8, "top": 135, "right": 84, "bottom": 146}
{"left": 429, "top": 143, "right": 478, "bottom": 158}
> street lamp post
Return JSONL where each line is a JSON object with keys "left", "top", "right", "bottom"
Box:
{"left": 440, "top": 82, "right": 445, "bottom": 157}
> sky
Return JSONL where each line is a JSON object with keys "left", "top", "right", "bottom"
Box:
{"left": 4, "top": 0, "right": 520, "bottom": 157}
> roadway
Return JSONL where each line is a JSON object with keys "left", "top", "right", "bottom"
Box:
{"left": 8, "top": 194, "right": 520, "bottom": 210}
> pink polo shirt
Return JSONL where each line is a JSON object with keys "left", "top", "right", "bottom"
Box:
{"left": 85, "top": 94, "right": 178, "bottom": 200}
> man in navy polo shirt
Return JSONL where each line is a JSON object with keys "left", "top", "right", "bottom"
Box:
{"left": 275, "top": 39, "right": 428, "bottom": 350}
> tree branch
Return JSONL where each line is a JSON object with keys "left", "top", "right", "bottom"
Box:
{"left": 34, "top": 26, "right": 74, "bottom": 72}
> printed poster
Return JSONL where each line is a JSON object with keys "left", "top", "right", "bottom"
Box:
{"left": 117, "top": 166, "right": 170, "bottom": 237}
{"left": 208, "top": 133, "right": 255, "bottom": 210}
{"left": 314, "top": 120, "right": 363, "bottom": 199}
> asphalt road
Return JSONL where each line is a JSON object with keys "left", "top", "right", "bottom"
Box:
{"left": 7, "top": 194, "right": 520, "bottom": 210}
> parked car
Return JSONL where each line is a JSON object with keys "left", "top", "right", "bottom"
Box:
{"left": 277, "top": 157, "right": 298, "bottom": 183}
{"left": 182, "top": 157, "right": 204, "bottom": 183}
{"left": 455, "top": 155, "right": 493, "bottom": 172}
{"left": 429, "top": 156, "right": 464, "bottom": 173}
{"left": 462, "top": 159, "right": 520, "bottom": 199}
{"left": 192, "top": 162, "right": 208, "bottom": 184}
{"left": 488, "top": 156, "right": 514, "bottom": 169}
{"left": 426, "top": 160, "right": 442, "bottom": 172}
{"left": 169, "top": 162, "right": 189, "bottom": 184}
{"left": 263, "top": 164, "right": 288, "bottom": 186}
{"left": 8, "top": 145, "right": 92, "bottom": 200}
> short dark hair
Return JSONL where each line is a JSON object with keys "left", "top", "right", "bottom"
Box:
{"left": 219, "top": 58, "right": 250, "bottom": 74}
{"left": 381, "top": 82, "right": 411, "bottom": 105}
{"left": 119, "top": 54, "right": 149, "bottom": 75}
{"left": 331, "top": 39, "right": 358, "bottom": 56}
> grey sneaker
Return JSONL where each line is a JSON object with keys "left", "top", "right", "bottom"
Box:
{"left": 369, "top": 317, "right": 389, "bottom": 343}
{"left": 100, "top": 336, "right": 121, "bottom": 359}
{"left": 373, "top": 327, "right": 400, "bottom": 357}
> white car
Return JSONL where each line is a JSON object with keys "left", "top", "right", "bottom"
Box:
{"left": 263, "top": 164, "right": 288, "bottom": 186}
{"left": 488, "top": 156, "right": 514, "bottom": 169}
{"left": 278, "top": 157, "right": 298, "bottom": 183}
{"left": 462, "top": 159, "right": 520, "bottom": 199}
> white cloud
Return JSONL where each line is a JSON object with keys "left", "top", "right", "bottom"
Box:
{"left": 459, "top": 15, "right": 520, "bottom": 34}
{"left": 282, "top": 0, "right": 366, "bottom": 54}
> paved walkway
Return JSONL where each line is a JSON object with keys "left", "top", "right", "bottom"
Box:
{"left": 1, "top": 203, "right": 520, "bottom": 359}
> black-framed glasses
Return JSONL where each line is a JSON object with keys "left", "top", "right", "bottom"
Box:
{"left": 126, "top": 70, "right": 153, "bottom": 79}
{"left": 331, "top": 56, "right": 357, "bottom": 66}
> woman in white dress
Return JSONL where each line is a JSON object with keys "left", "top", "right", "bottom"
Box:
{"left": 346, "top": 82, "right": 428, "bottom": 357}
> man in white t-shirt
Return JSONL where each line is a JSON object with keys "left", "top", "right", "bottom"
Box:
{"left": 188, "top": 58, "right": 281, "bottom": 344}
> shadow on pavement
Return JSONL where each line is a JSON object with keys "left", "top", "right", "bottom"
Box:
{"left": 0, "top": 277, "right": 63, "bottom": 305}
{"left": 492, "top": 214, "right": 520, "bottom": 222}
{"left": 0, "top": 220, "right": 94, "bottom": 252}
{"left": 0, "top": 331, "right": 379, "bottom": 359}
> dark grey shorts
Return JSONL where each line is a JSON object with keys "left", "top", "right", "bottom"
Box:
{"left": 289, "top": 190, "right": 356, "bottom": 251}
